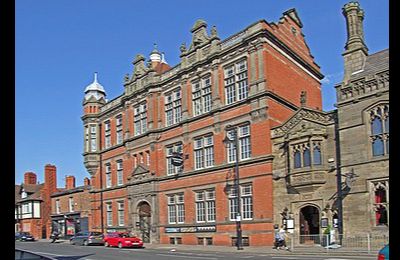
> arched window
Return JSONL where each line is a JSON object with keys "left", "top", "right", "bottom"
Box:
{"left": 371, "top": 117, "right": 383, "bottom": 135}
{"left": 313, "top": 143, "right": 322, "bottom": 165}
{"left": 294, "top": 150, "right": 301, "bottom": 169}
{"left": 369, "top": 105, "right": 389, "bottom": 156}
{"left": 303, "top": 145, "right": 311, "bottom": 167}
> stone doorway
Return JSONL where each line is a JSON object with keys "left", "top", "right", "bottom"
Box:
{"left": 138, "top": 202, "right": 151, "bottom": 243}
{"left": 299, "top": 205, "right": 320, "bottom": 244}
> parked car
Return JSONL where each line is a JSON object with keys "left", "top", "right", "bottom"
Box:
{"left": 377, "top": 244, "right": 389, "bottom": 260}
{"left": 15, "top": 232, "right": 35, "bottom": 242}
{"left": 69, "top": 231, "right": 104, "bottom": 246}
{"left": 104, "top": 232, "right": 144, "bottom": 248}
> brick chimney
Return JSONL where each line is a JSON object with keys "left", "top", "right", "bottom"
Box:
{"left": 44, "top": 164, "right": 57, "bottom": 195}
{"left": 84, "top": 177, "right": 91, "bottom": 186}
{"left": 65, "top": 175, "right": 76, "bottom": 189}
{"left": 24, "top": 172, "right": 37, "bottom": 185}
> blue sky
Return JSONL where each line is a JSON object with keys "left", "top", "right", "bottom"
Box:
{"left": 15, "top": 0, "right": 388, "bottom": 186}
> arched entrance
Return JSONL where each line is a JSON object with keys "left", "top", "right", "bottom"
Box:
{"left": 299, "top": 205, "right": 320, "bottom": 244}
{"left": 137, "top": 201, "right": 151, "bottom": 243}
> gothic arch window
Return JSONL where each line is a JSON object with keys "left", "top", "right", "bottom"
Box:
{"left": 371, "top": 180, "right": 389, "bottom": 226}
{"left": 292, "top": 141, "right": 323, "bottom": 169}
{"left": 312, "top": 142, "right": 322, "bottom": 165}
{"left": 293, "top": 148, "right": 301, "bottom": 169}
{"left": 369, "top": 104, "right": 389, "bottom": 157}
{"left": 303, "top": 144, "right": 311, "bottom": 167}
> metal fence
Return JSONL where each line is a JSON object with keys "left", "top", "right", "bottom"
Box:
{"left": 285, "top": 233, "right": 389, "bottom": 254}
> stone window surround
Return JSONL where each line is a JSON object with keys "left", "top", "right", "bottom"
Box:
{"left": 288, "top": 136, "right": 325, "bottom": 171}
{"left": 369, "top": 178, "right": 389, "bottom": 227}
{"left": 191, "top": 74, "right": 213, "bottom": 117}
{"left": 223, "top": 56, "right": 249, "bottom": 105}
{"left": 363, "top": 102, "right": 389, "bottom": 158}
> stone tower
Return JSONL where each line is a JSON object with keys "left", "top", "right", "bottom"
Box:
{"left": 342, "top": 1, "right": 369, "bottom": 83}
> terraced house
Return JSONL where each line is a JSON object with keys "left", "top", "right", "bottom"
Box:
{"left": 81, "top": 8, "right": 324, "bottom": 246}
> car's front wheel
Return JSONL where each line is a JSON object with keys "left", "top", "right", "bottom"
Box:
{"left": 104, "top": 241, "right": 109, "bottom": 247}
{"left": 118, "top": 242, "right": 123, "bottom": 249}
{"left": 83, "top": 240, "right": 88, "bottom": 246}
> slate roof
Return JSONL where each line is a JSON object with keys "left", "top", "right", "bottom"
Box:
{"left": 51, "top": 185, "right": 91, "bottom": 197}
{"left": 350, "top": 49, "right": 389, "bottom": 80}
{"left": 15, "top": 183, "right": 45, "bottom": 204}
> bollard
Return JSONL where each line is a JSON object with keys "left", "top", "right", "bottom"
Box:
{"left": 367, "top": 233, "right": 370, "bottom": 254}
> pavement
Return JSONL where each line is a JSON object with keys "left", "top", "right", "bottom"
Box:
{"left": 37, "top": 239, "right": 378, "bottom": 257}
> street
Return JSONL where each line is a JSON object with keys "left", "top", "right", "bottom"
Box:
{"left": 15, "top": 241, "right": 377, "bottom": 260}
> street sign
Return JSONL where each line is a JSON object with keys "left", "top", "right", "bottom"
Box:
{"left": 171, "top": 152, "right": 183, "bottom": 166}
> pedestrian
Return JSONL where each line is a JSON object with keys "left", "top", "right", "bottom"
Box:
{"left": 276, "top": 225, "right": 290, "bottom": 251}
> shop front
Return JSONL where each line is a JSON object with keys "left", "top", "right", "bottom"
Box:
{"left": 51, "top": 213, "right": 88, "bottom": 239}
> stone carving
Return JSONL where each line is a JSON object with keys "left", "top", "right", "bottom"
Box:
{"left": 180, "top": 43, "right": 187, "bottom": 54}
{"left": 211, "top": 25, "right": 218, "bottom": 37}
{"left": 273, "top": 109, "right": 334, "bottom": 136}
{"left": 300, "top": 91, "right": 307, "bottom": 107}
{"left": 188, "top": 19, "right": 210, "bottom": 52}
{"left": 337, "top": 70, "right": 389, "bottom": 102}
{"left": 132, "top": 54, "right": 149, "bottom": 79}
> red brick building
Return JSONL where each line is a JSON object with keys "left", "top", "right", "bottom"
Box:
{"left": 15, "top": 164, "right": 59, "bottom": 239}
{"left": 82, "top": 8, "right": 323, "bottom": 246}
{"left": 50, "top": 176, "right": 92, "bottom": 239}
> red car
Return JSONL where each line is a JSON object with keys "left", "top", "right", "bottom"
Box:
{"left": 104, "top": 232, "right": 144, "bottom": 248}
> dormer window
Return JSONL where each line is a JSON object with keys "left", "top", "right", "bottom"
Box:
{"left": 21, "top": 190, "right": 27, "bottom": 199}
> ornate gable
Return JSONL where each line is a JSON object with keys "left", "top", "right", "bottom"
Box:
{"left": 128, "top": 164, "right": 153, "bottom": 183}
{"left": 272, "top": 108, "right": 335, "bottom": 139}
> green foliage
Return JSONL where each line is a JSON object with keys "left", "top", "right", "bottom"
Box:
{"left": 323, "top": 224, "right": 332, "bottom": 234}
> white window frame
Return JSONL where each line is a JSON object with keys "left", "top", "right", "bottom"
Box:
{"left": 116, "top": 160, "right": 123, "bottom": 186}
{"left": 192, "top": 77, "right": 212, "bottom": 116}
{"left": 104, "top": 121, "right": 111, "bottom": 149}
{"left": 116, "top": 115, "right": 123, "bottom": 144}
{"left": 56, "top": 199, "right": 61, "bottom": 214}
{"left": 106, "top": 203, "right": 113, "bottom": 227}
{"left": 195, "top": 190, "right": 216, "bottom": 223}
{"left": 165, "top": 88, "right": 182, "bottom": 127}
{"left": 228, "top": 184, "right": 253, "bottom": 221}
{"left": 117, "top": 201, "right": 125, "bottom": 226}
{"left": 134, "top": 103, "right": 147, "bottom": 136}
{"left": 105, "top": 163, "right": 112, "bottom": 188}
{"left": 227, "top": 124, "right": 251, "bottom": 163}
{"left": 194, "top": 135, "right": 214, "bottom": 170}
{"left": 224, "top": 59, "right": 248, "bottom": 105}
{"left": 69, "top": 197, "right": 74, "bottom": 212}
{"left": 168, "top": 194, "right": 185, "bottom": 224}
{"left": 90, "top": 125, "right": 97, "bottom": 152}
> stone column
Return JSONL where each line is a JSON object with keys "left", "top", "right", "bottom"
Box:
{"left": 181, "top": 76, "right": 189, "bottom": 120}
{"left": 211, "top": 59, "right": 221, "bottom": 109}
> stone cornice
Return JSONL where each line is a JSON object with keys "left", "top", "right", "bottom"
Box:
{"left": 335, "top": 69, "right": 389, "bottom": 105}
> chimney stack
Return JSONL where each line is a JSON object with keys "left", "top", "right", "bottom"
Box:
{"left": 84, "top": 177, "right": 91, "bottom": 186}
{"left": 65, "top": 175, "right": 76, "bottom": 189}
{"left": 44, "top": 164, "right": 57, "bottom": 195}
{"left": 24, "top": 172, "right": 37, "bottom": 185}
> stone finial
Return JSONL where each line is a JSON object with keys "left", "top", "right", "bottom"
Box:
{"left": 342, "top": 1, "right": 368, "bottom": 54}
{"left": 342, "top": 1, "right": 368, "bottom": 83}
{"left": 132, "top": 54, "right": 148, "bottom": 77}
{"left": 124, "top": 73, "right": 130, "bottom": 83}
{"left": 211, "top": 25, "right": 218, "bottom": 37}
{"left": 300, "top": 91, "right": 307, "bottom": 107}
{"left": 180, "top": 43, "right": 187, "bottom": 53}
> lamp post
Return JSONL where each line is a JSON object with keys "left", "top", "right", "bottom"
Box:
{"left": 224, "top": 125, "right": 243, "bottom": 250}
